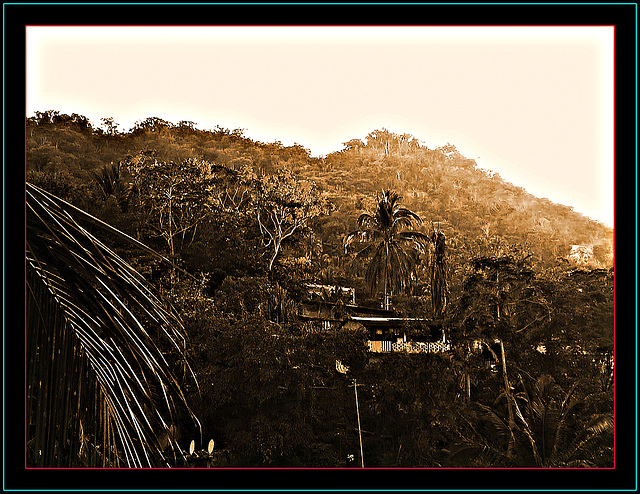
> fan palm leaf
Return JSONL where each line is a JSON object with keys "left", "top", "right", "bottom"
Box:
{"left": 26, "top": 183, "right": 200, "bottom": 467}
{"left": 463, "top": 374, "right": 614, "bottom": 467}
{"left": 561, "top": 412, "right": 614, "bottom": 464}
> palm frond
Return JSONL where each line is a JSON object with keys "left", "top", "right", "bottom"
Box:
{"left": 474, "top": 402, "right": 512, "bottom": 441}
{"left": 26, "top": 183, "right": 200, "bottom": 467}
{"left": 559, "top": 412, "right": 614, "bottom": 465}
{"left": 391, "top": 208, "right": 423, "bottom": 231}
{"left": 446, "top": 435, "right": 512, "bottom": 466}
{"left": 396, "top": 231, "right": 430, "bottom": 252}
{"left": 356, "top": 212, "right": 377, "bottom": 230}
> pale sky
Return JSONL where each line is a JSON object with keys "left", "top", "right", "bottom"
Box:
{"left": 26, "top": 26, "right": 614, "bottom": 227}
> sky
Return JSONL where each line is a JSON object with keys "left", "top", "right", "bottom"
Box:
{"left": 26, "top": 26, "right": 614, "bottom": 227}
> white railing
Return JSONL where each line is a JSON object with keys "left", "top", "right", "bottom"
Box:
{"left": 368, "top": 340, "right": 450, "bottom": 354}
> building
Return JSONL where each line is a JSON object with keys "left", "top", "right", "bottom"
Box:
{"left": 568, "top": 245, "right": 594, "bottom": 265}
{"left": 299, "top": 284, "right": 450, "bottom": 354}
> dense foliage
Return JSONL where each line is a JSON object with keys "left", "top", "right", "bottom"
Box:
{"left": 25, "top": 111, "right": 614, "bottom": 468}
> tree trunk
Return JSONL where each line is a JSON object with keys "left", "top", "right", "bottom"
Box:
{"left": 499, "top": 340, "right": 516, "bottom": 457}
{"left": 268, "top": 240, "right": 281, "bottom": 271}
{"left": 167, "top": 195, "right": 177, "bottom": 295}
{"left": 384, "top": 243, "right": 390, "bottom": 309}
{"left": 466, "top": 373, "right": 471, "bottom": 403}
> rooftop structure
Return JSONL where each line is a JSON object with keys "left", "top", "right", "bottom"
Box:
{"left": 299, "top": 284, "right": 449, "bottom": 354}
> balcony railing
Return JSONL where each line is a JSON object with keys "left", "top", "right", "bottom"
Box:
{"left": 368, "top": 340, "right": 450, "bottom": 354}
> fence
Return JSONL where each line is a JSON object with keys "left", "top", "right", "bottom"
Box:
{"left": 368, "top": 340, "right": 450, "bottom": 354}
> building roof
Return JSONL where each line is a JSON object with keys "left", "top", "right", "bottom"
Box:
{"left": 350, "top": 316, "right": 442, "bottom": 328}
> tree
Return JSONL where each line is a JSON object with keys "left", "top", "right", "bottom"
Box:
{"left": 342, "top": 138, "right": 365, "bottom": 152}
{"left": 100, "top": 117, "right": 120, "bottom": 136}
{"left": 255, "top": 168, "right": 333, "bottom": 271}
{"left": 125, "top": 152, "right": 214, "bottom": 266}
{"left": 454, "top": 254, "right": 535, "bottom": 344}
{"left": 344, "top": 190, "right": 429, "bottom": 309}
{"left": 90, "top": 161, "right": 131, "bottom": 210}
{"left": 520, "top": 268, "right": 615, "bottom": 394}
{"left": 366, "top": 128, "right": 394, "bottom": 157}
{"left": 510, "top": 374, "right": 613, "bottom": 467}
{"left": 429, "top": 229, "right": 449, "bottom": 318}
{"left": 26, "top": 183, "right": 200, "bottom": 467}
{"left": 449, "top": 374, "right": 613, "bottom": 467}
{"left": 183, "top": 303, "right": 370, "bottom": 467}
{"left": 130, "top": 116, "right": 172, "bottom": 135}
{"left": 449, "top": 253, "right": 536, "bottom": 418}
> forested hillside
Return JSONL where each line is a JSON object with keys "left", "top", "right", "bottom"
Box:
{"left": 26, "top": 111, "right": 614, "bottom": 469}
{"left": 26, "top": 111, "right": 613, "bottom": 272}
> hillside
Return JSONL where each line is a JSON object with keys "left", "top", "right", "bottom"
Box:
{"left": 314, "top": 129, "right": 613, "bottom": 270}
{"left": 26, "top": 111, "right": 613, "bottom": 276}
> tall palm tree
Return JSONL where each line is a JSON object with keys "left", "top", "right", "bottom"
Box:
{"left": 429, "top": 229, "right": 449, "bottom": 318}
{"left": 26, "top": 183, "right": 200, "bottom": 467}
{"left": 344, "top": 190, "right": 429, "bottom": 309}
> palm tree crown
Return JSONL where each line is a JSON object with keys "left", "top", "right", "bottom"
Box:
{"left": 344, "top": 190, "right": 429, "bottom": 308}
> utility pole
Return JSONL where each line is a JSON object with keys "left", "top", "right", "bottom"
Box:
{"left": 353, "top": 379, "right": 364, "bottom": 468}
{"left": 336, "top": 361, "right": 365, "bottom": 468}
